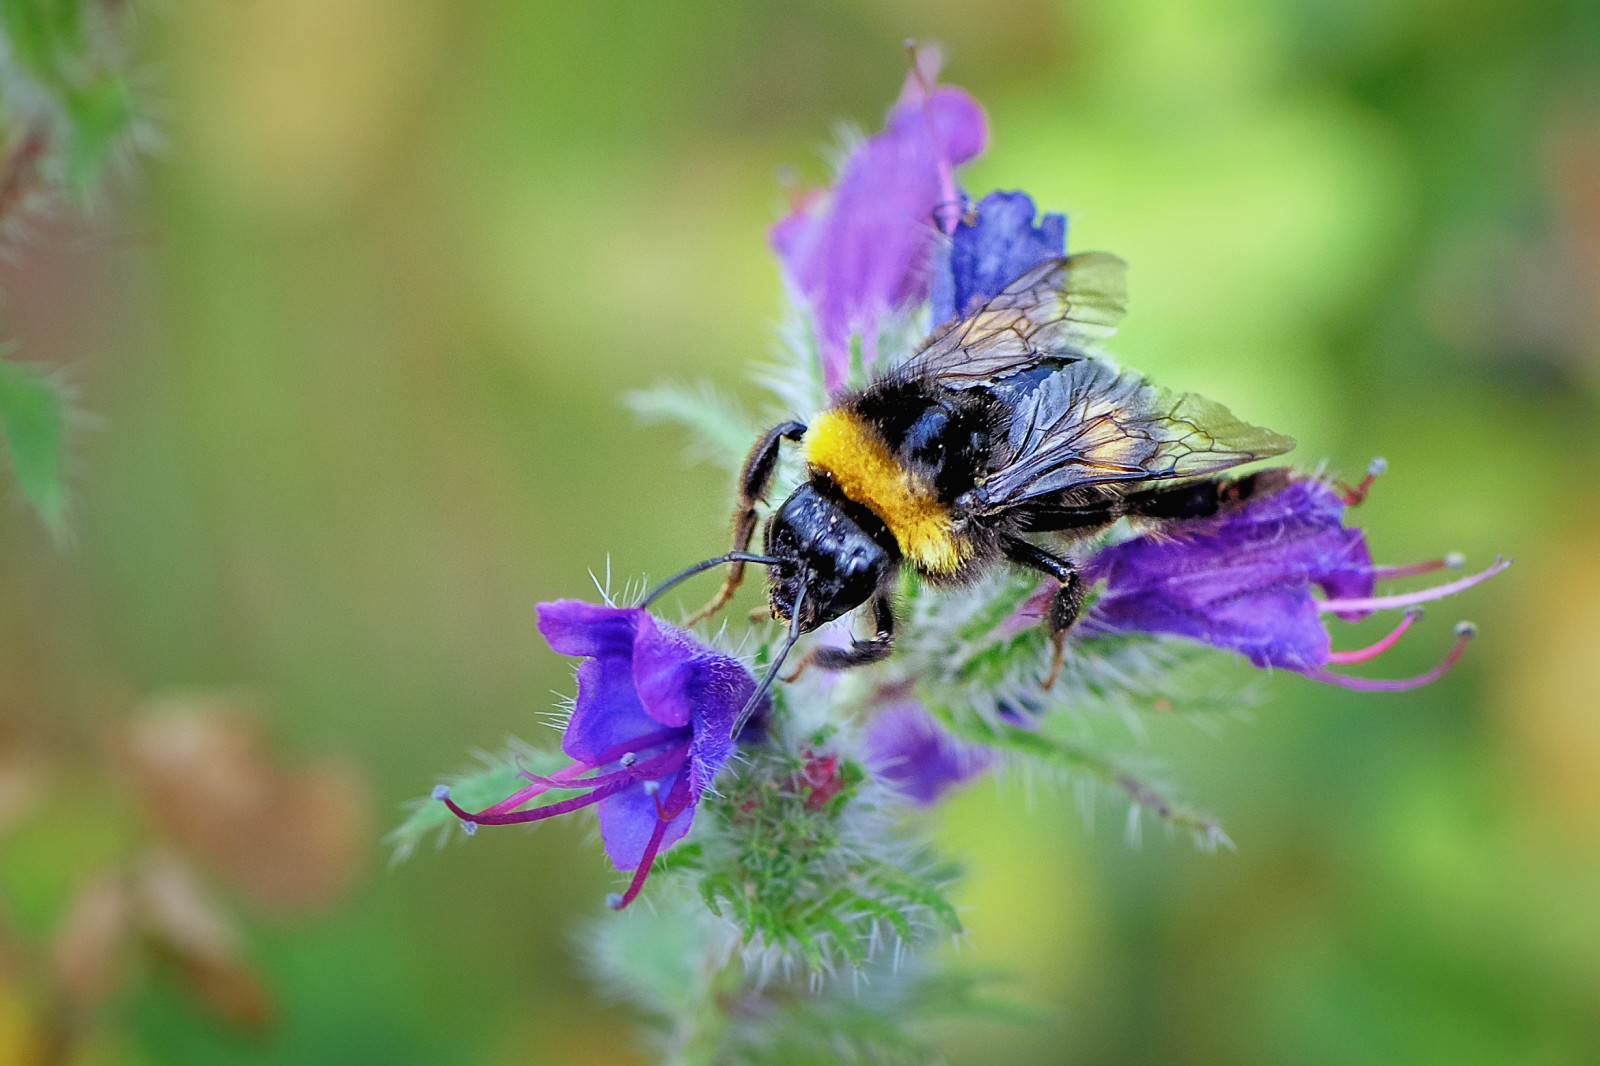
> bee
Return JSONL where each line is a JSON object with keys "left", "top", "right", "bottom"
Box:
{"left": 645, "top": 253, "right": 1294, "bottom": 724}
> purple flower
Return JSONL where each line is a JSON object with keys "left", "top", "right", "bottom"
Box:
{"left": 864, "top": 702, "right": 993, "bottom": 806}
{"left": 1078, "top": 473, "right": 1509, "bottom": 690}
{"left": 435, "top": 601, "right": 761, "bottom": 909}
{"left": 772, "top": 51, "right": 987, "bottom": 394}
{"left": 930, "top": 190, "right": 1066, "bottom": 324}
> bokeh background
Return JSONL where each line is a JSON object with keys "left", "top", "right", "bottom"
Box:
{"left": 3, "top": 0, "right": 1599, "bottom": 1063}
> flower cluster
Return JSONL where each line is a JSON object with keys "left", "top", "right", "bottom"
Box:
{"left": 399, "top": 48, "right": 1506, "bottom": 1061}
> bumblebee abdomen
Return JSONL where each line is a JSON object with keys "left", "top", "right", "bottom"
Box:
{"left": 801, "top": 408, "right": 971, "bottom": 575}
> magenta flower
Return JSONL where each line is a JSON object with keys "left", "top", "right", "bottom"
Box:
{"left": 930, "top": 190, "right": 1066, "bottom": 324}
{"left": 434, "top": 601, "right": 761, "bottom": 909}
{"left": 1079, "top": 474, "right": 1508, "bottom": 690}
{"left": 864, "top": 702, "right": 993, "bottom": 806}
{"left": 771, "top": 51, "right": 987, "bottom": 394}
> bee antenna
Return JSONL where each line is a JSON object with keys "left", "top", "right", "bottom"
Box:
{"left": 731, "top": 582, "right": 806, "bottom": 738}
{"left": 640, "top": 552, "right": 779, "bottom": 609}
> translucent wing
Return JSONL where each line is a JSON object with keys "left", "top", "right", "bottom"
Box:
{"left": 969, "top": 360, "right": 1295, "bottom": 508}
{"left": 898, "top": 253, "right": 1129, "bottom": 388}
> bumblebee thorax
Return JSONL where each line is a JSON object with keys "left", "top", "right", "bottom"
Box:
{"left": 801, "top": 407, "right": 972, "bottom": 574}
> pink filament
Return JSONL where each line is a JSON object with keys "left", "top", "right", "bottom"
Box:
{"left": 1369, "top": 558, "right": 1457, "bottom": 580}
{"left": 456, "top": 746, "right": 688, "bottom": 823}
{"left": 442, "top": 778, "right": 631, "bottom": 826}
{"left": 1303, "top": 626, "right": 1474, "bottom": 692}
{"left": 1318, "top": 558, "right": 1510, "bottom": 615}
{"left": 1326, "top": 610, "right": 1420, "bottom": 665}
{"left": 488, "top": 728, "right": 686, "bottom": 815}
{"left": 611, "top": 773, "right": 694, "bottom": 910}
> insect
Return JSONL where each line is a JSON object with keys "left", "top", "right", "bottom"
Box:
{"left": 645, "top": 253, "right": 1294, "bottom": 727}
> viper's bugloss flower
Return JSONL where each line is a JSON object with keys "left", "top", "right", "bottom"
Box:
{"left": 864, "top": 702, "right": 993, "bottom": 806}
{"left": 930, "top": 190, "right": 1066, "bottom": 324}
{"left": 771, "top": 51, "right": 986, "bottom": 394}
{"left": 435, "top": 601, "right": 762, "bottom": 909}
{"left": 1081, "top": 474, "right": 1509, "bottom": 689}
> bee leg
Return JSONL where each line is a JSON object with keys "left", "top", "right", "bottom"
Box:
{"left": 1001, "top": 537, "right": 1084, "bottom": 689}
{"left": 782, "top": 591, "right": 895, "bottom": 681}
{"left": 686, "top": 420, "right": 807, "bottom": 626}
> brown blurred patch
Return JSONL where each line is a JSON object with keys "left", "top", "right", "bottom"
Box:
{"left": 49, "top": 852, "right": 275, "bottom": 1045}
{"left": 1492, "top": 520, "right": 1600, "bottom": 837}
{"left": 135, "top": 851, "right": 273, "bottom": 1033}
{"left": 118, "top": 697, "right": 370, "bottom": 914}
{"left": 0, "top": 749, "right": 43, "bottom": 840}
{"left": 51, "top": 873, "right": 134, "bottom": 1011}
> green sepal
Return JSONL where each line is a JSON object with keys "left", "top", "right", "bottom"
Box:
{"left": 0, "top": 353, "right": 68, "bottom": 538}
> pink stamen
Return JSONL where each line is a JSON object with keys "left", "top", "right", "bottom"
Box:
{"left": 1369, "top": 552, "right": 1466, "bottom": 581}
{"left": 1317, "top": 558, "right": 1509, "bottom": 615}
{"left": 440, "top": 746, "right": 689, "bottom": 824}
{"left": 1326, "top": 609, "right": 1421, "bottom": 665}
{"left": 1303, "top": 621, "right": 1476, "bottom": 692}
{"left": 1340, "top": 457, "right": 1387, "bottom": 506}
{"left": 609, "top": 774, "right": 694, "bottom": 910}
{"left": 489, "top": 760, "right": 599, "bottom": 815}
{"left": 511, "top": 728, "right": 686, "bottom": 798}
{"left": 440, "top": 778, "right": 632, "bottom": 827}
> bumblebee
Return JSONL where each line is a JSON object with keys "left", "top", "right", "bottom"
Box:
{"left": 646, "top": 253, "right": 1294, "bottom": 718}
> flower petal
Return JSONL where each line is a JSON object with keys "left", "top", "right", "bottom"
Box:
{"left": 538, "top": 601, "right": 683, "bottom": 764}
{"left": 930, "top": 190, "right": 1066, "bottom": 324}
{"left": 595, "top": 772, "right": 695, "bottom": 871}
{"left": 1084, "top": 478, "right": 1370, "bottom": 670}
{"left": 630, "top": 613, "right": 702, "bottom": 728}
{"left": 561, "top": 656, "right": 674, "bottom": 766}
{"left": 537, "top": 600, "right": 641, "bottom": 659}
{"left": 772, "top": 66, "right": 987, "bottom": 393}
{"left": 682, "top": 654, "right": 756, "bottom": 791}
{"left": 863, "top": 702, "right": 992, "bottom": 806}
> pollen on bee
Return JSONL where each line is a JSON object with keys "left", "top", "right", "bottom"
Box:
{"left": 801, "top": 409, "right": 971, "bottom": 574}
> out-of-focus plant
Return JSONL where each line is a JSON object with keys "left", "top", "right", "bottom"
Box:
{"left": 399, "top": 48, "right": 1507, "bottom": 1064}
{"left": 0, "top": 696, "right": 370, "bottom": 1063}
{"left": 0, "top": 0, "right": 148, "bottom": 539}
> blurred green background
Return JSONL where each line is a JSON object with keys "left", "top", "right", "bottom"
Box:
{"left": 3, "top": 0, "right": 1599, "bottom": 1062}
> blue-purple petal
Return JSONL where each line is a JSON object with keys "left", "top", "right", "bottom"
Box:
{"left": 772, "top": 68, "right": 987, "bottom": 394}
{"left": 537, "top": 600, "right": 641, "bottom": 659}
{"left": 864, "top": 702, "right": 992, "bottom": 806}
{"left": 630, "top": 613, "right": 701, "bottom": 728}
{"left": 561, "top": 653, "right": 671, "bottom": 765}
{"left": 595, "top": 772, "right": 696, "bottom": 871}
{"left": 1084, "top": 479, "right": 1374, "bottom": 671}
{"left": 683, "top": 654, "right": 754, "bottom": 791}
{"left": 931, "top": 190, "right": 1066, "bottom": 324}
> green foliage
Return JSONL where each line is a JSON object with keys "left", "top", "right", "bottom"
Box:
{"left": 588, "top": 883, "right": 1029, "bottom": 1066}
{"left": 675, "top": 725, "right": 961, "bottom": 977}
{"left": 0, "top": 0, "right": 144, "bottom": 539}
{"left": 716, "top": 969, "right": 1034, "bottom": 1066}
{"left": 0, "top": 352, "right": 67, "bottom": 537}
{"left": 0, "top": 0, "right": 139, "bottom": 196}
{"left": 625, "top": 382, "right": 762, "bottom": 473}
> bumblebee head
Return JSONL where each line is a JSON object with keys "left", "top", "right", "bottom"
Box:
{"left": 764, "top": 483, "right": 896, "bottom": 632}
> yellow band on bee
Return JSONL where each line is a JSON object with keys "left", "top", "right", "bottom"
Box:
{"left": 802, "top": 409, "right": 970, "bottom": 574}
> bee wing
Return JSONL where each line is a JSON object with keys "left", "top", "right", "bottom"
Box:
{"left": 900, "top": 253, "right": 1129, "bottom": 387}
{"left": 972, "top": 360, "right": 1294, "bottom": 507}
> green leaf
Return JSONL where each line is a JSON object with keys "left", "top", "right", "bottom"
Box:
{"left": 0, "top": 0, "right": 86, "bottom": 81}
{"left": 62, "top": 73, "right": 133, "bottom": 193}
{"left": 624, "top": 382, "right": 760, "bottom": 473}
{"left": 0, "top": 354, "right": 68, "bottom": 538}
